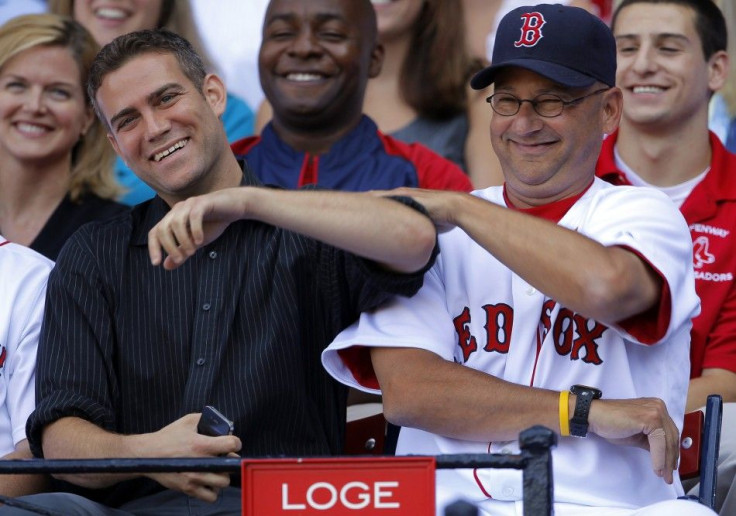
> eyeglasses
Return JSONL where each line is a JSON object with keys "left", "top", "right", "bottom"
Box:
{"left": 486, "top": 88, "right": 611, "bottom": 118}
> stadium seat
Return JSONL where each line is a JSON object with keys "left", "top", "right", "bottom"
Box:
{"left": 679, "top": 394, "right": 723, "bottom": 509}
{"left": 344, "top": 403, "right": 386, "bottom": 455}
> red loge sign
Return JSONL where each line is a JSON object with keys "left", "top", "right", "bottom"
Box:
{"left": 241, "top": 456, "right": 436, "bottom": 515}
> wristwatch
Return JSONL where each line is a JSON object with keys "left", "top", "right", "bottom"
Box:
{"left": 569, "top": 385, "right": 602, "bottom": 437}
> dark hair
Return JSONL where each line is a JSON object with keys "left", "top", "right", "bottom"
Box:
{"left": 87, "top": 29, "right": 207, "bottom": 121}
{"left": 400, "top": 0, "right": 483, "bottom": 120}
{"left": 158, "top": 0, "right": 176, "bottom": 27}
{"left": 611, "top": 0, "right": 727, "bottom": 60}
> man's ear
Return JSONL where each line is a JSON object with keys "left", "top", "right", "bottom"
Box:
{"left": 601, "top": 86, "right": 623, "bottom": 135}
{"left": 707, "top": 50, "right": 728, "bottom": 93}
{"left": 202, "top": 73, "right": 227, "bottom": 117}
{"left": 106, "top": 132, "right": 122, "bottom": 161}
{"left": 368, "top": 42, "right": 385, "bottom": 79}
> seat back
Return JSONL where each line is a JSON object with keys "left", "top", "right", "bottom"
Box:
{"left": 678, "top": 394, "right": 723, "bottom": 509}
{"left": 344, "top": 410, "right": 387, "bottom": 455}
{"left": 679, "top": 409, "right": 704, "bottom": 480}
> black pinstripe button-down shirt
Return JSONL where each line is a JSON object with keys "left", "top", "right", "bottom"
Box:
{"left": 29, "top": 165, "right": 431, "bottom": 506}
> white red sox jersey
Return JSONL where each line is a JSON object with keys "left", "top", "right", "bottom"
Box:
{"left": 0, "top": 237, "right": 53, "bottom": 456}
{"left": 322, "top": 178, "right": 699, "bottom": 510}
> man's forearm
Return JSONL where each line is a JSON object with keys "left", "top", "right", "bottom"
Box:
{"left": 373, "top": 347, "right": 561, "bottom": 441}
{"left": 243, "top": 188, "right": 437, "bottom": 273}
{"left": 41, "top": 417, "right": 146, "bottom": 488}
{"left": 372, "top": 346, "right": 679, "bottom": 482}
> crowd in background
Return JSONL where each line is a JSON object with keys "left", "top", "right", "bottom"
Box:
{"left": 0, "top": 0, "right": 734, "bottom": 515}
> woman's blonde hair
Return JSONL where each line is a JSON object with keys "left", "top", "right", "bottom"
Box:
{"left": 0, "top": 13, "right": 120, "bottom": 201}
{"left": 47, "top": 0, "right": 218, "bottom": 72}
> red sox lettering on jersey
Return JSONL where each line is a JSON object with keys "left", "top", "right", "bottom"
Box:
{"left": 453, "top": 300, "right": 605, "bottom": 365}
{"left": 514, "top": 12, "right": 546, "bottom": 47}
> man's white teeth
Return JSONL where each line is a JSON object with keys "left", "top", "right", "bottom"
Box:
{"left": 371, "top": 0, "right": 394, "bottom": 4}
{"left": 154, "top": 139, "right": 188, "bottom": 162}
{"left": 16, "top": 123, "right": 45, "bottom": 135}
{"left": 286, "top": 73, "right": 322, "bottom": 82}
{"left": 633, "top": 86, "right": 664, "bottom": 94}
{"left": 95, "top": 8, "right": 127, "bottom": 20}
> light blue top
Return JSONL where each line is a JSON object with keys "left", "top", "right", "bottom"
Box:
{"left": 116, "top": 92, "right": 255, "bottom": 205}
{"left": 0, "top": 0, "right": 45, "bottom": 25}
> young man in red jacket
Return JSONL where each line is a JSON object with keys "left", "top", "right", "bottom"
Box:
{"left": 595, "top": 1, "right": 736, "bottom": 512}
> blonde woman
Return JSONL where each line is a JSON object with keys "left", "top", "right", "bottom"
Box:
{"left": 0, "top": 14, "right": 126, "bottom": 260}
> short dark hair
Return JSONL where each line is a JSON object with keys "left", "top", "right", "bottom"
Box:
{"left": 611, "top": 0, "right": 727, "bottom": 60}
{"left": 87, "top": 29, "right": 207, "bottom": 122}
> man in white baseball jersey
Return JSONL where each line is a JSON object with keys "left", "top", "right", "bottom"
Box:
{"left": 322, "top": 4, "right": 711, "bottom": 515}
{"left": 0, "top": 235, "right": 52, "bottom": 497}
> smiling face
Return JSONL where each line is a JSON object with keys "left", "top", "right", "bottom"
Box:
{"left": 613, "top": 3, "right": 726, "bottom": 131}
{"left": 491, "top": 68, "right": 621, "bottom": 206}
{"left": 0, "top": 45, "right": 93, "bottom": 167}
{"left": 259, "top": 0, "right": 383, "bottom": 134}
{"left": 96, "top": 51, "right": 229, "bottom": 205}
{"left": 72, "top": 0, "right": 163, "bottom": 45}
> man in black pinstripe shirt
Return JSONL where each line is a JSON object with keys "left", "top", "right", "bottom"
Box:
{"left": 5, "top": 28, "right": 437, "bottom": 515}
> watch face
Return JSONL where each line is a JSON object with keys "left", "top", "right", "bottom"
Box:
{"left": 570, "top": 385, "right": 602, "bottom": 399}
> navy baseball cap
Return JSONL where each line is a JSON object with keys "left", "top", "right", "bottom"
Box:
{"left": 470, "top": 4, "right": 616, "bottom": 90}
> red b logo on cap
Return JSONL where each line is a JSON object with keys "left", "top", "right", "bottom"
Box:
{"left": 514, "top": 12, "right": 546, "bottom": 47}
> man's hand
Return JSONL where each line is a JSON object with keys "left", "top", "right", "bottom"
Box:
{"left": 144, "top": 413, "right": 242, "bottom": 502}
{"left": 588, "top": 398, "right": 679, "bottom": 484}
{"left": 148, "top": 188, "right": 248, "bottom": 270}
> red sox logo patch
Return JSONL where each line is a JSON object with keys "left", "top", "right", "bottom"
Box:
{"left": 693, "top": 236, "right": 715, "bottom": 269}
{"left": 514, "top": 12, "right": 546, "bottom": 47}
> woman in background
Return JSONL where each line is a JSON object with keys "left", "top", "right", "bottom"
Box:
{"left": 365, "top": 0, "right": 501, "bottom": 188}
{"left": 0, "top": 14, "right": 126, "bottom": 260}
{"left": 48, "top": 0, "right": 256, "bottom": 205}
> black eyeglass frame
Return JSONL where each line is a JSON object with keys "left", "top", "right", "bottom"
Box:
{"left": 486, "top": 87, "right": 612, "bottom": 118}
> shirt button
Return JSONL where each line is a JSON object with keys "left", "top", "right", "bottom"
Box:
{"left": 502, "top": 487, "right": 514, "bottom": 496}
{"left": 196, "top": 358, "right": 206, "bottom": 366}
{"left": 202, "top": 303, "right": 211, "bottom": 311}
{"left": 208, "top": 251, "right": 217, "bottom": 259}
{"left": 526, "top": 287, "right": 536, "bottom": 296}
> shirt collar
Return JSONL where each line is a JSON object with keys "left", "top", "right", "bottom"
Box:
{"left": 502, "top": 180, "right": 593, "bottom": 223}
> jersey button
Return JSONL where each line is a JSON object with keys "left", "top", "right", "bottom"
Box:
{"left": 208, "top": 250, "right": 217, "bottom": 259}
{"left": 196, "top": 357, "right": 206, "bottom": 366}
{"left": 202, "top": 303, "right": 211, "bottom": 311}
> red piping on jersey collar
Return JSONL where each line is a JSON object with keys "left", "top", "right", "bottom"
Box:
{"left": 502, "top": 180, "right": 594, "bottom": 223}
{"left": 0, "top": 240, "right": 10, "bottom": 247}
